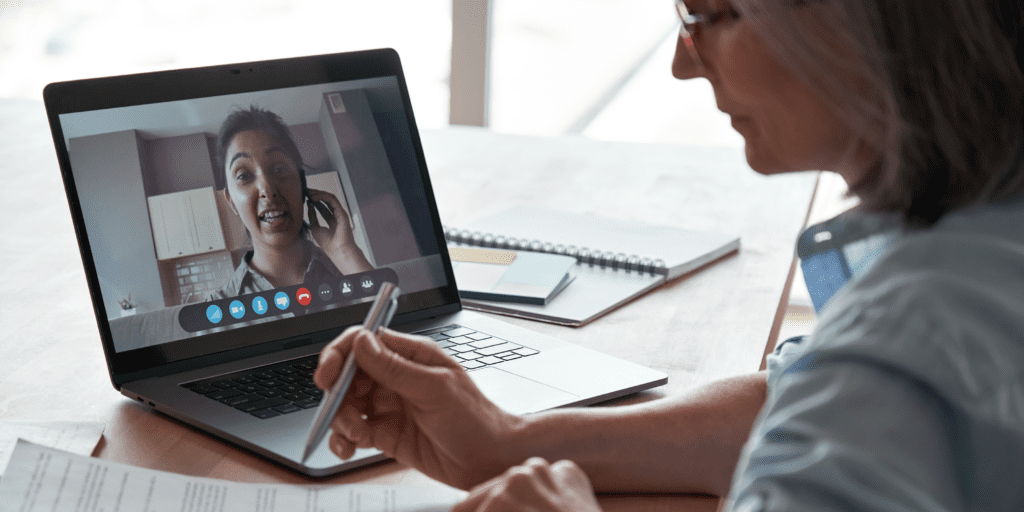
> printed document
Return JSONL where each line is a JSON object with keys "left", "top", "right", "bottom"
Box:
{"left": 0, "top": 420, "right": 104, "bottom": 478}
{"left": 0, "top": 440, "right": 465, "bottom": 511}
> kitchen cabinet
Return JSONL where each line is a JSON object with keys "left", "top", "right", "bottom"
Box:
{"left": 148, "top": 187, "right": 226, "bottom": 260}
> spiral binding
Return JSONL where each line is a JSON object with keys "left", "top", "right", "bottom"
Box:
{"left": 443, "top": 226, "right": 667, "bottom": 276}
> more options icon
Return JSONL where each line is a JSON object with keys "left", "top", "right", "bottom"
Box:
{"left": 206, "top": 304, "right": 223, "bottom": 324}
{"left": 317, "top": 283, "right": 333, "bottom": 302}
{"left": 252, "top": 296, "right": 268, "bottom": 315}
{"left": 229, "top": 300, "right": 245, "bottom": 319}
{"left": 274, "top": 291, "right": 290, "bottom": 310}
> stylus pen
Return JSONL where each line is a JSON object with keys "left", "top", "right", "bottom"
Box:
{"left": 302, "top": 282, "right": 400, "bottom": 464}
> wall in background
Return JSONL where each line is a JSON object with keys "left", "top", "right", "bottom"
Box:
{"left": 142, "top": 132, "right": 215, "bottom": 196}
{"left": 67, "top": 130, "right": 164, "bottom": 317}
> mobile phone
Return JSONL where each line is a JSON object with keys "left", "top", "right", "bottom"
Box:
{"left": 300, "top": 169, "right": 335, "bottom": 222}
{"left": 797, "top": 210, "right": 899, "bottom": 312}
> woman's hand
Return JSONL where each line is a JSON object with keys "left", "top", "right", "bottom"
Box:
{"left": 314, "top": 327, "right": 526, "bottom": 489}
{"left": 305, "top": 188, "right": 373, "bottom": 273}
{"left": 453, "top": 457, "right": 601, "bottom": 512}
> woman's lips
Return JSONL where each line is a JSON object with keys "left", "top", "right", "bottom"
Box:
{"left": 259, "top": 210, "right": 289, "bottom": 226}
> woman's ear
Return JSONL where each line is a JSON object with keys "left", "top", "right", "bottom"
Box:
{"left": 222, "top": 188, "right": 238, "bottom": 216}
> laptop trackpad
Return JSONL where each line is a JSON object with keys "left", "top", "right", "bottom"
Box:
{"left": 470, "top": 367, "right": 579, "bottom": 415}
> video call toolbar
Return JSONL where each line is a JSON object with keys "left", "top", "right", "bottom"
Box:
{"left": 177, "top": 268, "right": 399, "bottom": 333}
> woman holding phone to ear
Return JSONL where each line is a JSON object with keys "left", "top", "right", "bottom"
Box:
{"left": 209, "top": 106, "right": 373, "bottom": 300}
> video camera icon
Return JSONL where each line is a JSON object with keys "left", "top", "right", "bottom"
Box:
{"left": 229, "top": 300, "right": 245, "bottom": 319}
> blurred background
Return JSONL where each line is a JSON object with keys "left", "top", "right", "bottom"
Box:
{"left": 0, "top": 0, "right": 740, "bottom": 144}
{"left": 1, "top": 0, "right": 845, "bottom": 340}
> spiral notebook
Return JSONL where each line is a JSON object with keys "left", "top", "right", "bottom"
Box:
{"left": 445, "top": 205, "right": 740, "bottom": 326}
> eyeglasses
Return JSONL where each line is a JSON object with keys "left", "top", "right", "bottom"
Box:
{"left": 674, "top": 1, "right": 742, "bottom": 69}
{"left": 675, "top": 0, "right": 819, "bottom": 69}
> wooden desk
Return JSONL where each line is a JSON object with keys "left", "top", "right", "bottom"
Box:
{"left": 0, "top": 98, "right": 817, "bottom": 510}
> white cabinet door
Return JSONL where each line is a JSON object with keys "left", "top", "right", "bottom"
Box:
{"left": 148, "top": 187, "right": 226, "bottom": 260}
{"left": 187, "top": 188, "right": 227, "bottom": 254}
{"left": 148, "top": 195, "right": 171, "bottom": 259}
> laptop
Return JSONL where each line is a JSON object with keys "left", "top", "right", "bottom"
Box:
{"left": 42, "top": 48, "right": 667, "bottom": 477}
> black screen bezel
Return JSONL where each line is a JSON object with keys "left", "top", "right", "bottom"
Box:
{"left": 42, "top": 49, "right": 461, "bottom": 387}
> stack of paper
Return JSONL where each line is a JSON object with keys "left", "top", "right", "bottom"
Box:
{"left": 0, "top": 420, "right": 104, "bottom": 479}
{"left": 0, "top": 440, "right": 465, "bottom": 511}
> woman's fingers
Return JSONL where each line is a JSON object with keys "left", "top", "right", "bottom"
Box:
{"left": 307, "top": 189, "right": 346, "bottom": 216}
{"left": 316, "top": 327, "right": 456, "bottom": 391}
{"left": 329, "top": 431, "right": 357, "bottom": 460}
{"left": 306, "top": 188, "right": 348, "bottom": 229}
{"left": 307, "top": 199, "right": 336, "bottom": 232}
{"left": 549, "top": 459, "right": 594, "bottom": 496}
{"left": 371, "top": 388, "right": 403, "bottom": 415}
{"left": 347, "top": 328, "right": 449, "bottom": 404}
{"left": 306, "top": 200, "right": 321, "bottom": 229}
{"left": 455, "top": 458, "right": 552, "bottom": 512}
{"left": 453, "top": 458, "right": 598, "bottom": 512}
{"left": 313, "top": 200, "right": 337, "bottom": 229}
{"left": 315, "top": 325, "right": 362, "bottom": 388}
{"left": 317, "top": 327, "right": 455, "bottom": 403}
{"left": 317, "top": 326, "right": 478, "bottom": 466}
{"left": 330, "top": 402, "right": 373, "bottom": 446}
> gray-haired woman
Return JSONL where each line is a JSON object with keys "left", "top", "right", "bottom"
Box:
{"left": 314, "top": 1, "right": 1024, "bottom": 510}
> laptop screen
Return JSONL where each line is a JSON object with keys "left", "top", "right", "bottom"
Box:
{"left": 46, "top": 51, "right": 459, "bottom": 377}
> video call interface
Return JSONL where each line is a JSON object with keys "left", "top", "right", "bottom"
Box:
{"left": 59, "top": 77, "right": 448, "bottom": 354}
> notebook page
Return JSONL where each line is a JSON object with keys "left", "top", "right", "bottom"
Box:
{"left": 465, "top": 205, "right": 739, "bottom": 279}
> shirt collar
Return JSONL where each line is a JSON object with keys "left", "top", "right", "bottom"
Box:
{"left": 227, "top": 239, "right": 342, "bottom": 296}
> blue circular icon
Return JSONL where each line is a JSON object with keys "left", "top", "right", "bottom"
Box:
{"left": 252, "top": 296, "right": 268, "bottom": 315}
{"left": 206, "top": 304, "right": 223, "bottom": 324}
{"left": 229, "top": 300, "right": 245, "bottom": 319}
{"left": 274, "top": 291, "right": 290, "bottom": 310}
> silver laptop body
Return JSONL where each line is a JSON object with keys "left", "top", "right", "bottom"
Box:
{"left": 43, "top": 49, "right": 666, "bottom": 477}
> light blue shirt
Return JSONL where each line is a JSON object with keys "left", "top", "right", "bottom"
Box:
{"left": 728, "top": 196, "right": 1024, "bottom": 511}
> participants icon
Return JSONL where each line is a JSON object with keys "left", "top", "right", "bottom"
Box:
{"left": 206, "top": 305, "right": 223, "bottom": 324}
{"left": 274, "top": 291, "right": 290, "bottom": 310}
{"left": 252, "top": 296, "right": 268, "bottom": 315}
{"left": 229, "top": 300, "right": 245, "bottom": 319}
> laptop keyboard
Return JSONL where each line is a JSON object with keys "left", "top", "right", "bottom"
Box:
{"left": 182, "top": 355, "right": 323, "bottom": 419}
{"left": 416, "top": 325, "right": 539, "bottom": 370}
{"left": 181, "top": 325, "right": 539, "bottom": 419}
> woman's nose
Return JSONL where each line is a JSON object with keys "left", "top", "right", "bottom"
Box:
{"left": 255, "top": 170, "right": 278, "bottom": 199}
{"left": 671, "top": 35, "right": 704, "bottom": 80}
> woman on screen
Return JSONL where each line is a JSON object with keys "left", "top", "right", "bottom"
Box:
{"left": 209, "top": 106, "right": 372, "bottom": 299}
